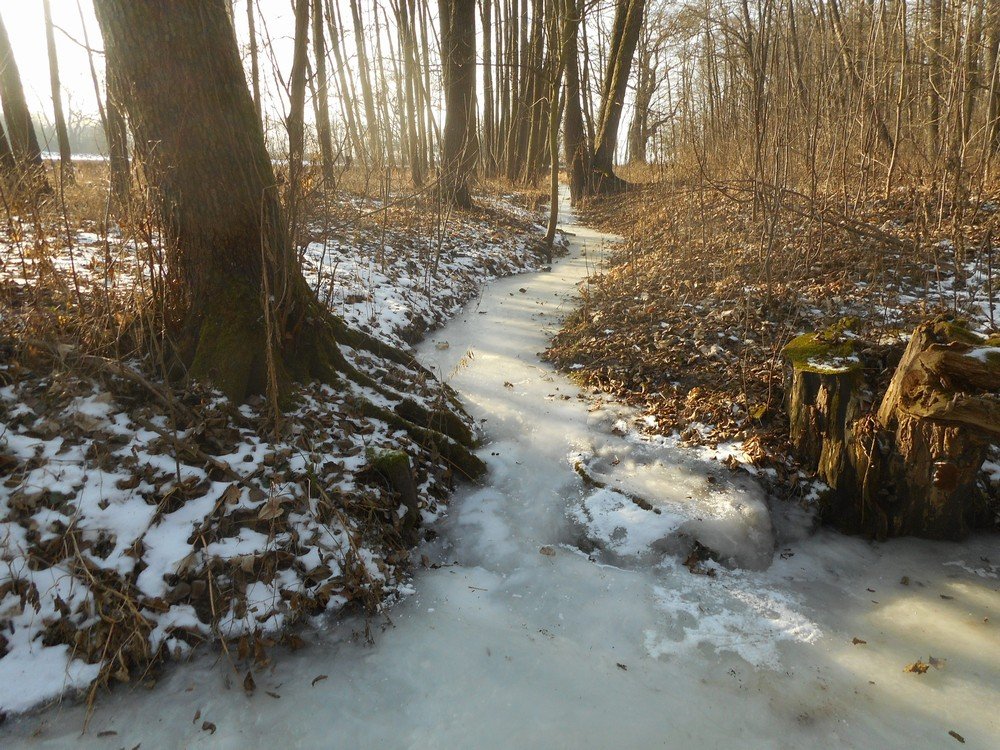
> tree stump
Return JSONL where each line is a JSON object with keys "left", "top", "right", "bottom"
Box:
{"left": 783, "top": 324, "right": 870, "bottom": 506}
{"left": 785, "top": 317, "right": 1000, "bottom": 540}
{"left": 862, "top": 319, "right": 1000, "bottom": 538}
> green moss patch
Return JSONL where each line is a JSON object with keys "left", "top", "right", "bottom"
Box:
{"left": 783, "top": 323, "right": 861, "bottom": 375}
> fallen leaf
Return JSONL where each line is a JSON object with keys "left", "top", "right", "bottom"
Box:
{"left": 266, "top": 691, "right": 281, "bottom": 699}
{"left": 311, "top": 674, "right": 328, "bottom": 687}
{"left": 221, "top": 484, "right": 241, "bottom": 505}
{"left": 616, "top": 663, "right": 628, "bottom": 671}
{"left": 97, "top": 730, "right": 117, "bottom": 738}
{"left": 257, "top": 498, "right": 284, "bottom": 521}
{"left": 243, "top": 670, "right": 256, "bottom": 694}
{"left": 192, "top": 709, "right": 201, "bottom": 724}
{"left": 948, "top": 730, "right": 965, "bottom": 743}
{"left": 904, "top": 660, "right": 929, "bottom": 674}
{"left": 202, "top": 721, "right": 216, "bottom": 735}
{"left": 929, "top": 655, "right": 947, "bottom": 670}
{"left": 851, "top": 637, "right": 867, "bottom": 645}
{"left": 539, "top": 545, "right": 555, "bottom": 556}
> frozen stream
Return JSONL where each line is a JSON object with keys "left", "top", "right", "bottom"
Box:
{"left": 4, "top": 191, "right": 998, "bottom": 749}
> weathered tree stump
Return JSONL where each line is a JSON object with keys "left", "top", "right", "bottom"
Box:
{"left": 785, "top": 317, "right": 1000, "bottom": 540}
{"left": 784, "top": 322, "right": 870, "bottom": 503}
{"left": 863, "top": 320, "right": 1000, "bottom": 538}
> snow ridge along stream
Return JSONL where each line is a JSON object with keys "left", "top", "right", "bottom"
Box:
{"left": 6, "top": 189, "right": 998, "bottom": 749}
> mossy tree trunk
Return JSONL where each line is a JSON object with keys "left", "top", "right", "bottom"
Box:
{"left": 784, "top": 326, "right": 875, "bottom": 533}
{"left": 786, "top": 356, "right": 868, "bottom": 511}
{"left": 94, "top": 0, "right": 334, "bottom": 402}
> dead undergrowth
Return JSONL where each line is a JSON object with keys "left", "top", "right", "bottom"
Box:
{"left": 546, "top": 175, "right": 1000, "bottom": 505}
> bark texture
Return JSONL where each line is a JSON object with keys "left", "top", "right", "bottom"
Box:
{"left": 440, "top": 0, "right": 478, "bottom": 207}
{"left": 95, "top": 0, "right": 324, "bottom": 400}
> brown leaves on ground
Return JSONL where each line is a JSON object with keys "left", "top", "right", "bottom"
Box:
{"left": 904, "top": 660, "right": 930, "bottom": 674}
{"left": 546, "top": 181, "right": 1000, "bottom": 499}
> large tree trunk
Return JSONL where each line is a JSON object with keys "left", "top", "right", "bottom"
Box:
{"left": 94, "top": 0, "right": 485, "bottom": 480}
{"left": 589, "top": 0, "right": 645, "bottom": 193}
{"left": 94, "top": 0, "right": 344, "bottom": 401}
{"left": 864, "top": 320, "right": 1000, "bottom": 538}
{"left": 43, "top": 0, "right": 73, "bottom": 185}
{"left": 440, "top": 0, "right": 478, "bottom": 208}
{"left": 0, "top": 11, "right": 49, "bottom": 195}
{"left": 106, "top": 67, "right": 130, "bottom": 216}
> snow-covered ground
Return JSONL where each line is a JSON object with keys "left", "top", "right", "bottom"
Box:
{"left": 0, "top": 192, "right": 555, "bottom": 715}
{"left": 2, "top": 191, "right": 997, "bottom": 748}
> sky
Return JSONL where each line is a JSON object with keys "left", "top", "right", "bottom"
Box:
{"left": 3, "top": 1, "right": 104, "bottom": 119}
{"left": 2, "top": 2, "right": 643, "bottom": 159}
{"left": 1, "top": 1, "right": 301, "bottom": 123}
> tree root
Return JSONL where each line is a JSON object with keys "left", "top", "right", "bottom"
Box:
{"left": 179, "top": 280, "right": 485, "bottom": 482}
{"left": 358, "top": 399, "right": 486, "bottom": 481}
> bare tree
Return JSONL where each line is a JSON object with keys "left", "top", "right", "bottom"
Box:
{"left": 440, "top": 0, "right": 478, "bottom": 207}
{"left": 590, "top": 0, "right": 645, "bottom": 191}
{"left": 93, "top": 0, "right": 351, "bottom": 402}
{"left": 0, "top": 11, "right": 49, "bottom": 195}
{"left": 43, "top": 0, "right": 73, "bottom": 184}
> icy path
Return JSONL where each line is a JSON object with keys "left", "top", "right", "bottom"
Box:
{"left": 5, "top": 191, "right": 998, "bottom": 749}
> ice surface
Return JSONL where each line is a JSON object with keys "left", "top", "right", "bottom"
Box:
{"left": 3, "top": 190, "right": 997, "bottom": 748}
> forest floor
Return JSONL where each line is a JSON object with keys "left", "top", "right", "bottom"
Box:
{"left": 546, "top": 174, "right": 1000, "bottom": 518}
{"left": 2, "top": 187, "right": 996, "bottom": 749}
{"left": 0, "top": 166, "right": 561, "bottom": 715}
